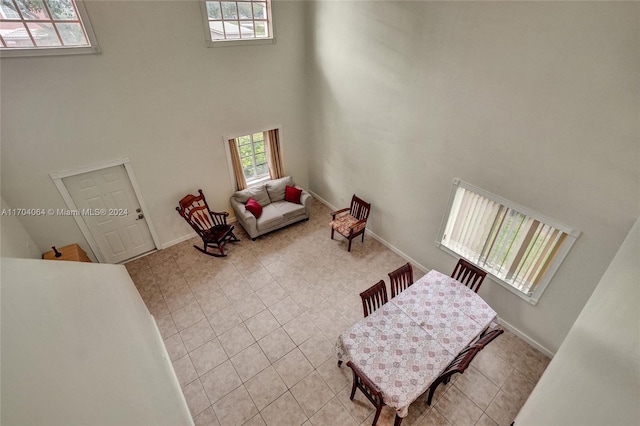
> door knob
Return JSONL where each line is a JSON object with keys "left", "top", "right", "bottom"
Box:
{"left": 136, "top": 208, "right": 142, "bottom": 213}
{"left": 137, "top": 213, "right": 144, "bottom": 220}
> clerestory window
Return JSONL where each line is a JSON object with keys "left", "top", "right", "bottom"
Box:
{"left": 0, "top": 0, "right": 99, "bottom": 57}
{"left": 201, "top": 0, "right": 273, "bottom": 46}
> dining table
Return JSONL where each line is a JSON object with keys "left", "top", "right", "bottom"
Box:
{"left": 335, "top": 269, "right": 498, "bottom": 423}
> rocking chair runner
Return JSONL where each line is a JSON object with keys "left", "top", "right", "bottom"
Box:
{"left": 176, "top": 189, "right": 239, "bottom": 257}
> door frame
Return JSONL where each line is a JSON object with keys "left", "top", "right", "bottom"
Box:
{"left": 50, "top": 158, "right": 160, "bottom": 263}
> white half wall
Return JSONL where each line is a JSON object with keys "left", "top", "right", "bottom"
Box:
{"left": 0, "top": 0, "right": 309, "bottom": 259}
{"left": 1, "top": 258, "right": 193, "bottom": 425}
{"left": 515, "top": 218, "right": 640, "bottom": 425}
{"left": 305, "top": 1, "right": 640, "bottom": 353}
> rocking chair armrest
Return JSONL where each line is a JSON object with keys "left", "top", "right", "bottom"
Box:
{"left": 210, "top": 211, "right": 230, "bottom": 218}
{"left": 330, "top": 208, "right": 350, "bottom": 219}
{"left": 209, "top": 210, "right": 229, "bottom": 224}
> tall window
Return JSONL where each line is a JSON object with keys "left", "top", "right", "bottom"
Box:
{"left": 0, "top": 0, "right": 99, "bottom": 56}
{"left": 226, "top": 128, "right": 283, "bottom": 191}
{"left": 202, "top": 0, "right": 273, "bottom": 44}
{"left": 236, "top": 132, "right": 268, "bottom": 184}
{"left": 437, "top": 179, "right": 580, "bottom": 304}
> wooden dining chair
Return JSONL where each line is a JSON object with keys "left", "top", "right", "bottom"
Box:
{"left": 359, "top": 280, "right": 388, "bottom": 318}
{"left": 475, "top": 327, "right": 504, "bottom": 349}
{"left": 425, "top": 345, "right": 481, "bottom": 406}
{"left": 388, "top": 262, "right": 414, "bottom": 298}
{"left": 346, "top": 361, "right": 386, "bottom": 426}
{"left": 451, "top": 258, "right": 487, "bottom": 293}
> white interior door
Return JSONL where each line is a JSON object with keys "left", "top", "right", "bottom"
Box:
{"left": 63, "top": 165, "right": 156, "bottom": 264}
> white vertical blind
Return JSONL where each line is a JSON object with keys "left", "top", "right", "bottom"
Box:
{"left": 439, "top": 180, "right": 579, "bottom": 302}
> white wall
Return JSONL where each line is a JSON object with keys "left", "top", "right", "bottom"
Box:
{"left": 1, "top": 258, "right": 193, "bottom": 425}
{"left": 515, "top": 218, "right": 640, "bottom": 425}
{"left": 305, "top": 1, "right": 639, "bottom": 353}
{"left": 1, "top": 1, "right": 638, "bottom": 354}
{"left": 0, "top": 0, "right": 308, "bottom": 256}
{"left": 0, "top": 196, "right": 41, "bottom": 258}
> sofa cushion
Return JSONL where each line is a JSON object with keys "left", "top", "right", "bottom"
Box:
{"left": 233, "top": 188, "right": 251, "bottom": 203}
{"left": 284, "top": 185, "right": 302, "bottom": 204}
{"left": 265, "top": 176, "right": 294, "bottom": 203}
{"left": 245, "top": 198, "right": 262, "bottom": 218}
{"left": 274, "top": 200, "right": 306, "bottom": 220}
{"left": 234, "top": 185, "right": 271, "bottom": 206}
{"left": 256, "top": 204, "right": 283, "bottom": 231}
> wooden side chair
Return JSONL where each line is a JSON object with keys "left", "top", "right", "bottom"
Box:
{"left": 451, "top": 258, "right": 487, "bottom": 293}
{"left": 388, "top": 262, "right": 414, "bottom": 298}
{"left": 176, "top": 189, "right": 239, "bottom": 257}
{"left": 425, "top": 345, "right": 481, "bottom": 406}
{"left": 330, "top": 194, "right": 371, "bottom": 252}
{"left": 347, "top": 361, "right": 403, "bottom": 426}
{"left": 359, "top": 280, "right": 388, "bottom": 318}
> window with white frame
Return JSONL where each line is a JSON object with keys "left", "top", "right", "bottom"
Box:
{"left": 236, "top": 132, "right": 268, "bottom": 184}
{"left": 0, "top": 0, "right": 99, "bottom": 57}
{"left": 437, "top": 179, "right": 580, "bottom": 304}
{"left": 202, "top": 0, "right": 272, "bottom": 44}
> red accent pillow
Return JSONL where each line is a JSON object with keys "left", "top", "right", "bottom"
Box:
{"left": 245, "top": 198, "right": 262, "bottom": 218}
{"left": 284, "top": 185, "right": 302, "bottom": 204}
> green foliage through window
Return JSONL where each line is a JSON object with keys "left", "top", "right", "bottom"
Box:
{"left": 236, "top": 132, "right": 269, "bottom": 182}
{"left": 439, "top": 180, "right": 579, "bottom": 303}
{"left": 0, "top": 0, "right": 91, "bottom": 50}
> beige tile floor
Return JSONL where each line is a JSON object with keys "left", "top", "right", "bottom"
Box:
{"left": 126, "top": 199, "right": 550, "bottom": 426}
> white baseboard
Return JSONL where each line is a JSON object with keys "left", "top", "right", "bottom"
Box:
{"left": 497, "top": 318, "right": 555, "bottom": 358}
{"left": 161, "top": 216, "right": 239, "bottom": 250}
{"left": 161, "top": 232, "right": 197, "bottom": 250}
{"left": 309, "top": 190, "right": 431, "bottom": 274}
{"left": 306, "top": 190, "right": 334, "bottom": 211}
{"left": 366, "top": 230, "right": 431, "bottom": 276}
{"left": 310, "top": 189, "right": 556, "bottom": 358}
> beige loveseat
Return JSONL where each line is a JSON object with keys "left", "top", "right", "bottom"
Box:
{"left": 230, "top": 176, "right": 312, "bottom": 240}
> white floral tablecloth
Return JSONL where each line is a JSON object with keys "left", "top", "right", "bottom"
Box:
{"left": 336, "top": 270, "right": 498, "bottom": 418}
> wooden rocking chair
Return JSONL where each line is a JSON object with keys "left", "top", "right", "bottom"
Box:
{"left": 176, "top": 189, "right": 239, "bottom": 257}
